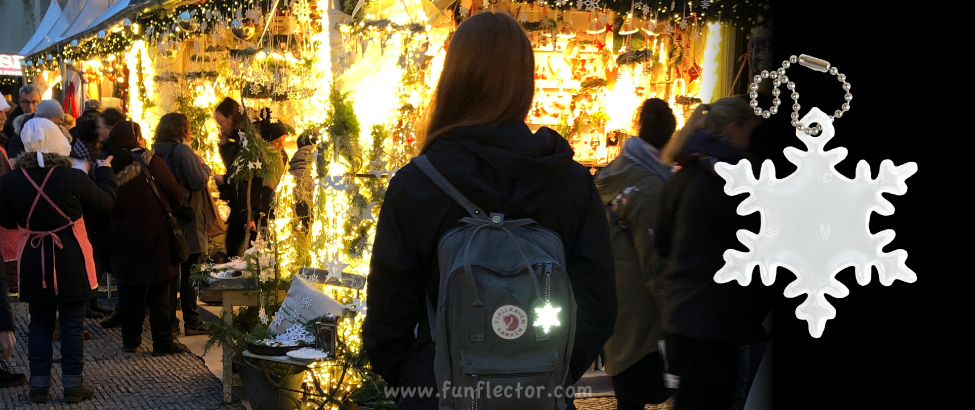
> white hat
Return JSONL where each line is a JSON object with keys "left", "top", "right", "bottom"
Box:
{"left": 0, "top": 96, "right": 9, "bottom": 111}
{"left": 21, "top": 118, "right": 71, "bottom": 167}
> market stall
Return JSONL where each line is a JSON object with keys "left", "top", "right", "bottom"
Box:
{"left": 18, "top": 1, "right": 771, "bottom": 408}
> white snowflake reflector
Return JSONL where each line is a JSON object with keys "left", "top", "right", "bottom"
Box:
{"left": 534, "top": 301, "right": 561, "bottom": 334}
{"left": 713, "top": 107, "right": 917, "bottom": 338}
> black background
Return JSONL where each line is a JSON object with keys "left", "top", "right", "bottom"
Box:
{"left": 767, "top": 1, "right": 933, "bottom": 408}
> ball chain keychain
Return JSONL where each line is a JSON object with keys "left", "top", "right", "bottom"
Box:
{"left": 748, "top": 54, "right": 852, "bottom": 136}
{"left": 711, "top": 55, "right": 918, "bottom": 338}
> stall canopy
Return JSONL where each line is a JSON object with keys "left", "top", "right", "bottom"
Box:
{"left": 60, "top": 0, "right": 125, "bottom": 42}
{"left": 25, "top": 0, "right": 92, "bottom": 56}
{"left": 18, "top": 1, "right": 63, "bottom": 55}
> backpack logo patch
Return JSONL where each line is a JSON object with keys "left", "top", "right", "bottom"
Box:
{"left": 492, "top": 305, "right": 528, "bottom": 340}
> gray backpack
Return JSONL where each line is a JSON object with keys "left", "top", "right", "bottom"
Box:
{"left": 414, "top": 155, "right": 577, "bottom": 410}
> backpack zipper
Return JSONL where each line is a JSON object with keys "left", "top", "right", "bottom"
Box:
{"left": 544, "top": 262, "right": 553, "bottom": 302}
{"left": 472, "top": 375, "right": 478, "bottom": 410}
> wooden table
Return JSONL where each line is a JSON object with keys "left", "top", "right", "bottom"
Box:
{"left": 208, "top": 277, "right": 287, "bottom": 404}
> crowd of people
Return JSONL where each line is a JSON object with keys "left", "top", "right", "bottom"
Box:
{"left": 0, "top": 83, "right": 305, "bottom": 404}
{"left": 2, "top": 11, "right": 777, "bottom": 410}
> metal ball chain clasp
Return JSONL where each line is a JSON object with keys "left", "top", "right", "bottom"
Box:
{"left": 749, "top": 54, "right": 851, "bottom": 136}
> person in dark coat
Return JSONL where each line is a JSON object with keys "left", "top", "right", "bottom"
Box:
{"left": 213, "top": 98, "right": 248, "bottom": 257}
{"left": 108, "top": 121, "right": 189, "bottom": 356}
{"left": 151, "top": 113, "right": 212, "bottom": 336}
{"left": 67, "top": 119, "right": 115, "bottom": 319}
{"left": 95, "top": 107, "right": 128, "bottom": 329}
{"left": 362, "top": 12, "right": 617, "bottom": 410}
{"left": 652, "top": 97, "right": 777, "bottom": 410}
{"left": 0, "top": 118, "right": 117, "bottom": 403}
{"left": 593, "top": 98, "right": 677, "bottom": 409}
{"left": 248, "top": 108, "right": 288, "bottom": 234}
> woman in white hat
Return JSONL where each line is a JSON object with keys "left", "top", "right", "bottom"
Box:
{"left": 0, "top": 118, "right": 117, "bottom": 404}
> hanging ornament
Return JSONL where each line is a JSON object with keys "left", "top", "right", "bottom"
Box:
{"left": 701, "top": 0, "right": 710, "bottom": 9}
{"left": 231, "top": 19, "right": 256, "bottom": 41}
{"left": 69, "top": 39, "right": 80, "bottom": 54}
{"left": 716, "top": 57, "right": 916, "bottom": 338}
{"left": 367, "top": 159, "right": 387, "bottom": 179}
{"left": 178, "top": 11, "right": 198, "bottom": 33}
{"left": 671, "top": 1, "right": 676, "bottom": 11}
{"left": 324, "top": 254, "right": 349, "bottom": 282}
{"left": 580, "top": 0, "right": 600, "bottom": 12}
{"left": 97, "top": 30, "right": 107, "bottom": 46}
{"left": 122, "top": 18, "right": 133, "bottom": 30}
{"left": 519, "top": 9, "right": 528, "bottom": 22}
{"left": 534, "top": 301, "right": 562, "bottom": 334}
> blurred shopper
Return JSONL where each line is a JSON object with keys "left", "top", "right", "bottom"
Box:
{"left": 62, "top": 114, "right": 75, "bottom": 132}
{"left": 652, "top": 97, "right": 775, "bottom": 410}
{"left": 2, "top": 85, "right": 41, "bottom": 142}
{"left": 96, "top": 107, "right": 128, "bottom": 329}
{"left": 0, "top": 118, "right": 117, "bottom": 403}
{"left": 213, "top": 98, "right": 247, "bottom": 257}
{"left": 152, "top": 113, "right": 211, "bottom": 336}
{"left": 0, "top": 96, "right": 25, "bottom": 389}
{"left": 289, "top": 130, "right": 318, "bottom": 231}
{"left": 108, "top": 121, "right": 189, "bottom": 356}
{"left": 363, "top": 12, "right": 616, "bottom": 410}
{"left": 594, "top": 98, "right": 677, "bottom": 409}
{"left": 8, "top": 100, "right": 71, "bottom": 159}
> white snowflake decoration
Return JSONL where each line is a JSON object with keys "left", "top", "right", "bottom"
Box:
{"left": 259, "top": 306, "right": 269, "bottom": 324}
{"left": 581, "top": 0, "right": 600, "bottom": 12}
{"left": 385, "top": 165, "right": 401, "bottom": 180}
{"left": 277, "top": 323, "right": 314, "bottom": 343}
{"left": 270, "top": 313, "right": 284, "bottom": 328}
{"left": 301, "top": 296, "right": 314, "bottom": 309}
{"left": 680, "top": 18, "right": 688, "bottom": 30}
{"left": 701, "top": 0, "right": 710, "bottom": 9}
{"left": 713, "top": 108, "right": 917, "bottom": 338}
{"left": 664, "top": 23, "right": 674, "bottom": 35}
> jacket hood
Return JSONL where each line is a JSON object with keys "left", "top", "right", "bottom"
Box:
{"left": 13, "top": 153, "right": 74, "bottom": 169}
{"left": 425, "top": 122, "right": 575, "bottom": 214}
{"left": 151, "top": 141, "right": 178, "bottom": 155}
{"left": 677, "top": 130, "right": 746, "bottom": 172}
{"left": 595, "top": 137, "right": 673, "bottom": 206}
{"left": 116, "top": 149, "right": 154, "bottom": 186}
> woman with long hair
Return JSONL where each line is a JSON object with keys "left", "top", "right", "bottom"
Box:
{"left": 0, "top": 118, "right": 117, "bottom": 403}
{"left": 362, "top": 11, "right": 616, "bottom": 409}
{"left": 212, "top": 97, "right": 249, "bottom": 256}
{"left": 594, "top": 98, "right": 678, "bottom": 409}
{"left": 108, "top": 121, "right": 189, "bottom": 356}
{"left": 152, "top": 113, "right": 212, "bottom": 336}
{"left": 652, "top": 97, "right": 775, "bottom": 410}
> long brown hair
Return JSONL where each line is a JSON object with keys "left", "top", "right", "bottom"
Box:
{"left": 420, "top": 11, "right": 535, "bottom": 154}
{"left": 661, "top": 97, "right": 753, "bottom": 164}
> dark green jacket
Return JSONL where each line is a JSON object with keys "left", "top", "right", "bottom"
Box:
{"left": 593, "top": 137, "right": 670, "bottom": 376}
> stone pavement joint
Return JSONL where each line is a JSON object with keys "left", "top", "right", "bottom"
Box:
{"left": 0, "top": 301, "right": 246, "bottom": 409}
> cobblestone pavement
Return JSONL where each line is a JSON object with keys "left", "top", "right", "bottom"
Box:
{"left": 1, "top": 301, "right": 246, "bottom": 409}
{"left": 575, "top": 396, "right": 675, "bottom": 410}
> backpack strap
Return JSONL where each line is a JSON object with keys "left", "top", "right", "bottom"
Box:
{"left": 413, "top": 155, "right": 487, "bottom": 219}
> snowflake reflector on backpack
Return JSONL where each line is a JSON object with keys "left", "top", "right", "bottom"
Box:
{"left": 713, "top": 107, "right": 917, "bottom": 338}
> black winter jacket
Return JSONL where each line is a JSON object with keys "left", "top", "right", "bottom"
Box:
{"left": 362, "top": 123, "right": 617, "bottom": 405}
{"left": 652, "top": 130, "right": 776, "bottom": 344}
{"left": 0, "top": 155, "right": 117, "bottom": 304}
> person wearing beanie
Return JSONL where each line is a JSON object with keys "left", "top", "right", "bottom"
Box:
{"left": 0, "top": 118, "right": 118, "bottom": 403}
{"left": 107, "top": 121, "right": 189, "bottom": 357}
{"left": 77, "top": 100, "right": 101, "bottom": 124}
{"left": 6, "top": 100, "right": 71, "bottom": 160}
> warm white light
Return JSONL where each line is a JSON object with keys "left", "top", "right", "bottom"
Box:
{"left": 534, "top": 302, "right": 562, "bottom": 334}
